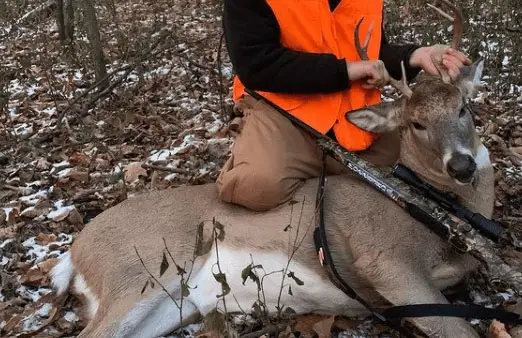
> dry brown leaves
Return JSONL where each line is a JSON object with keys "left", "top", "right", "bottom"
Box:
{"left": 124, "top": 161, "right": 148, "bottom": 183}
{"left": 488, "top": 320, "right": 512, "bottom": 338}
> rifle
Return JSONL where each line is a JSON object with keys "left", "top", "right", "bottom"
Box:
{"left": 244, "top": 88, "right": 522, "bottom": 293}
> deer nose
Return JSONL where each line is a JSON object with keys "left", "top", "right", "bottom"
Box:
{"left": 446, "top": 153, "right": 477, "bottom": 183}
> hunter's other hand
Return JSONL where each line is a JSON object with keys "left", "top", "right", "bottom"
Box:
{"left": 347, "top": 60, "right": 391, "bottom": 89}
{"left": 409, "top": 44, "right": 472, "bottom": 81}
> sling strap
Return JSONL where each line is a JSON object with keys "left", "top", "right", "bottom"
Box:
{"left": 244, "top": 88, "right": 522, "bottom": 335}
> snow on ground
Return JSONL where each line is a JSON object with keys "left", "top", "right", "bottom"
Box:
{"left": 0, "top": 0, "right": 520, "bottom": 337}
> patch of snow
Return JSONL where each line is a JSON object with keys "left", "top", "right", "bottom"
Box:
{"left": 64, "top": 311, "right": 80, "bottom": 323}
{"left": 0, "top": 239, "right": 14, "bottom": 249}
{"left": 148, "top": 135, "right": 205, "bottom": 162}
{"left": 16, "top": 285, "right": 52, "bottom": 303}
{"left": 41, "top": 107, "right": 57, "bottom": 117}
{"left": 47, "top": 205, "right": 75, "bottom": 221}
{"left": 20, "top": 189, "right": 49, "bottom": 206}
{"left": 13, "top": 123, "right": 33, "bottom": 138}
{"left": 20, "top": 302, "right": 54, "bottom": 332}
{"left": 2, "top": 207, "right": 16, "bottom": 221}
{"left": 22, "top": 234, "right": 74, "bottom": 264}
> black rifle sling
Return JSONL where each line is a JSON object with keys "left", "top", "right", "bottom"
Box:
{"left": 314, "top": 153, "right": 424, "bottom": 338}
{"left": 243, "top": 88, "right": 522, "bottom": 330}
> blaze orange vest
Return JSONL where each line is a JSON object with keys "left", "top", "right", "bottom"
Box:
{"left": 233, "top": 0, "right": 384, "bottom": 151}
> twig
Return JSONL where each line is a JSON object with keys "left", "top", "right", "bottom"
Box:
{"left": 57, "top": 28, "right": 172, "bottom": 125}
{"left": 134, "top": 246, "right": 180, "bottom": 309}
{"left": 56, "top": 63, "right": 133, "bottom": 125}
{"left": 239, "top": 324, "right": 288, "bottom": 338}
{"left": 276, "top": 196, "right": 311, "bottom": 319}
{"left": 217, "top": 32, "right": 226, "bottom": 118}
{"left": 162, "top": 236, "right": 197, "bottom": 327}
{"left": 212, "top": 222, "right": 231, "bottom": 336}
{"left": 141, "top": 164, "right": 191, "bottom": 175}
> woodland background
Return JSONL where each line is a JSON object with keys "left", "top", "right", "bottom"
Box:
{"left": 0, "top": 0, "right": 521, "bottom": 337}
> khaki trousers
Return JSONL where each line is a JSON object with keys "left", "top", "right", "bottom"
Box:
{"left": 216, "top": 95, "right": 400, "bottom": 211}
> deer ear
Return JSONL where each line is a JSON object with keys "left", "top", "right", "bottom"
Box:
{"left": 345, "top": 99, "right": 404, "bottom": 133}
{"left": 457, "top": 58, "right": 484, "bottom": 99}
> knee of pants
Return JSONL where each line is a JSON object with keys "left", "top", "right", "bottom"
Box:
{"left": 218, "top": 168, "right": 300, "bottom": 212}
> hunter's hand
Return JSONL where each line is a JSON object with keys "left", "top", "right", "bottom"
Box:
{"left": 347, "top": 60, "right": 391, "bottom": 89}
{"left": 409, "top": 44, "right": 472, "bottom": 81}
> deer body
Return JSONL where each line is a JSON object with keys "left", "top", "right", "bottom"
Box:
{"left": 52, "top": 149, "right": 491, "bottom": 338}
{"left": 50, "top": 2, "right": 498, "bottom": 335}
{"left": 51, "top": 67, "right": 495, "bottom": 336}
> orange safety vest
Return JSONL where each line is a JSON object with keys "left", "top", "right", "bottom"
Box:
{"left": 232, "top": 0, "right": 384, "bottom": 151}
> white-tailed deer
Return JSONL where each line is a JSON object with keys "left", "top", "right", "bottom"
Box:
{"left": 50, "top": 2, "right": 500, "bottom": 338}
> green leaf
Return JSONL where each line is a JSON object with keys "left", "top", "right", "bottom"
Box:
{"left": 213, "top": 272, "right": 231, "bottom": 297}
{"left": 252, "top": 300, "right": 264, "bottom": 318}
{"left": 176, "top": 263, "right": 187, "bottom": 276}
{"left": 140, "top": 280, "right": 149, "bottom": 294}
{"left": 213, "top": 218, "right": 226, "bottom": 241}
{"left": 283, "top": 306, "right": 297, "bottom": 316}
{"left": 195, "top": 221, "right": 213, "bottom": 257}
{"left": 159, "top": 252, "right": 169, "bottom": 277}
{"left": 181, "top": 282, "right": 191, "bottom": 297}
{"left": 287, "top": 271, "right": 304, "bottom": 286}
{"left": 241, "top": 263, "right": 261, "bottom": 290}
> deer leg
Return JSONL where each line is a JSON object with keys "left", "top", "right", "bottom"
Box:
{"left": 370, "top": 263, "right": 480, "bottom": 338}
{"left": 77, "top": 290, "right": 200, "bottom": 338}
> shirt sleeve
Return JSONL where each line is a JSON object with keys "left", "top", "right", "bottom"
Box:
{"left": 223, "top": 0, "right": 422, "bottom": 94}
{"left": 379, "top": 25, "right": 422, "bottom": 82}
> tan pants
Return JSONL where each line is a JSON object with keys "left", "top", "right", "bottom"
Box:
{"left": 216, "top": 95, "right": 400, "bottom": 211}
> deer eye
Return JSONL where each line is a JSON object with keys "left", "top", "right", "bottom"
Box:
{"left": 412, "top": 122, "right": 426, "bottom": 130}
{"left": 459, "top": 107, "right": 467, "bottom": 118}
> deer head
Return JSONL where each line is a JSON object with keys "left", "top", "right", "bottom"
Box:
{"left": 347, "top": 1, "right": 487, "bottom": 187}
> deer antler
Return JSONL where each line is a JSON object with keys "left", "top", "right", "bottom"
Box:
{"left": 427, "top": 0, "right": 463, "bottom": 50}
{"left": 427, "top": 0, "right": 464, "bottom": 83}
{"left": 354, "top": 17, "right": 413, "bottom": 99}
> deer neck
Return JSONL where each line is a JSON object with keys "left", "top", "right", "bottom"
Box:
{"left": 399, "top": 136, "right": 495, "bottom": 218}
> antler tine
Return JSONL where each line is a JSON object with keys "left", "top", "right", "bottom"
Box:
{"left": 389, "top": 61, "right": 413, "bottom": 98}
{"left": 354, "top": 17, "right": 372, "bottom": 61}
{"left": 354, "top": 17, "right": 413, "bottom": 99}
{"left": 427, "top": 0, "right": 463, "bottom": 50}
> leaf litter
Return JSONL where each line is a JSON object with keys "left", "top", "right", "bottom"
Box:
{"left": 0, "top": 0, "right": 521, "bottom": 337}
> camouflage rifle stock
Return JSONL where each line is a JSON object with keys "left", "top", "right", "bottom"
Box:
{"left": 244, "top": 88, "right": 522, "bottom": 294}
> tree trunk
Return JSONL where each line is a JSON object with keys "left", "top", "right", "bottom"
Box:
{"left": 0, "top": 1, "right": 7, "bottom": 20}
{"left": 55, "top": 0, "right": 66, "bottom": 43}
{"left": 78, "top": 0, "right": 108, "bottom": 89}
{"left": 64, "top": 0, "right": 74, "bottom": 42}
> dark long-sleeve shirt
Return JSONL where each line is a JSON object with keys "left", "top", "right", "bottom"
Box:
{"left": 223, "top": 0, "right": 422, "bottom": 94}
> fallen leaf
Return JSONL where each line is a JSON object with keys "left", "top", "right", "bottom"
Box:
{"left": 35, "top": 233, "right": 57, "bottom": 245}
{"left": 312, "top": 315, "right": 335, "bottom": 338}
{"left": 20, "top": 206, "right": 47, "bottom": 219}
{"left": 68, "top": 168, "right": 90, "bottom": 182}
{"left": 294, "top": 314, "right": 330, "bottom": 338}
{"left": 67, "top": 207, "right": 84, "bottom": 225}
{"left": 124, "top": 162, "right": 148, "bottom": 183}
{"left": 488, "top": 319, "right": 512, "bottom": 338}
{"left": 278, "top": 325, "right": 295, "bottom": 338}
{"left": 19, "top": 258, "right": 58, "bottom": 286}
{"left": 35, "top": 158, "right": 51, "bottom": 170}
{"left": 68, "top": 152, "right": 91, "bottom": 167}
{"left": 332, "top": 317, "right": 359, "bottom": 331}
{"left": 47, "top": 206, "right": 77, "bottom": 222}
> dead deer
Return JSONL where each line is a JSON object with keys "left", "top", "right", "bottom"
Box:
{"left": 49, "top": 2, "right": 499, "bottom": 338}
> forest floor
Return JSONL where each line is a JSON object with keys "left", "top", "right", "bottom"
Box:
{"left": 0, "top": 0, "right": 521, "bottom": 337}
